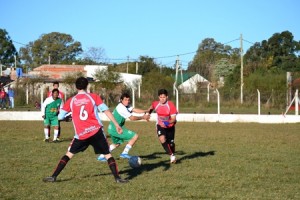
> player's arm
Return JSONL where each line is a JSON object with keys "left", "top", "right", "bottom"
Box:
{"left": 128, "top": 114, "right": 149, "bottom": 121}
{"left": 98, "top": 103, "right": 123, "bottom": 134}
{"left": 58, "top": 109, "right": 68, "bottom": 121}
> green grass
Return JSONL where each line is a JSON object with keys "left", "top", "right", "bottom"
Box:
{"left": 0, "top": 121, "right": 299, "bottom": 199}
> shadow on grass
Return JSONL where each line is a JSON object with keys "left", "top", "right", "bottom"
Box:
{"left": 78, "top": 150, "right": 215, "bottom": 182}
{"left": 122, "top": 150, "right": 216, "bottom": 180}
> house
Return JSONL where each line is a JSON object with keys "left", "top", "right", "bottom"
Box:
{"left": 177, "top": 72, "right": 209, "bottom": 93}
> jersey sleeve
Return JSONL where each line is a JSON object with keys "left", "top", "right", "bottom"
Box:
{"left": 116, "top": 103, "right": 132, "bottom": 118}
{"left": 168, "top": 101, "right": 178, "bottom": 115}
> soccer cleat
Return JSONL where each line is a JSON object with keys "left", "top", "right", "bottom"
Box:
{"left": 44, "top": 139, "right": 49, "bottom": 142}
{"left": 56, "top": 138, "right": 60, "bottom": 141}
{"left": 115, "top": 177, "right": 129, "bottom": 183}
{"left": 52, "top": 139, "right": 60, "bottom": 143}
{"left": 170, "top": 155, "right": 176, "bottom": 164}
{"left": 97, "top": 154, "right": 107, "bottom": 162}
{"left": 43, "top": 176, "right": 56, "bottom": 182}
{"left": 120, "top": 153, "right": 132, "bottom": 159}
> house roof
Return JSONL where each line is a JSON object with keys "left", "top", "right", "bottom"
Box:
{"left": 174, "top": 72, "right": 208, "bottom": 84}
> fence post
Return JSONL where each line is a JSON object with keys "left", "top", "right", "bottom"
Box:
{"left": 257, "top": 89, "right": 260, "bottom": 115}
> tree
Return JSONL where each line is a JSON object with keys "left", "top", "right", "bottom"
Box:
{"left": 83, "top": 47, "right": 108, "bottom": 64}
{"left": 19, "top": 32, "right": 82, "bottom": 68}
{"left": 244, "top": 31, "right": 300, "bottom": 73}
{"left": 0, "top": 29, "right": 17, "bottom": 68}
{"left": 188, "top": 38, "right": 239, "bottom": 82}
{"left": 92, "top": 68, "right": 121, "bottom": 106}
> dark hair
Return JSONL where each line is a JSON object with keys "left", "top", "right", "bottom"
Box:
{"left": 53, "top": 81, "right": 59, "bottom": 86}
{"left": 52, "top": 88, "right": 59, "bottom": 94}
{"left": 75, "top": 77, "right": 88, "bottom": 90}
{"left": 158, "top": 89, "right": 168, "bottom": 96}
{"left": 120, "top": 92, "right": 130, "bottom": 100}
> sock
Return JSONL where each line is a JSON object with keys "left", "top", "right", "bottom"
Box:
{"left": 44, "top": 128, "right": 49, "bottom": 139}
{"left": 107, "top": 157, "right": 120, "bottom": 179}
{"left": 121, "top": 144, "right": 132, "bottom": 154}
{"left": 170, "top": 141, "right": 176, "bottom": 153}
{"left": 53, "top": 129, "right": 59, "bottom": 140}
{"left": 52, "top": 155, "right": 70, "bottom": 177}
{"left": 161, "top": 142, "right": 173, "bottom": 155}
{"left": 109, "top": 144, "right": 116, "bottom": 152}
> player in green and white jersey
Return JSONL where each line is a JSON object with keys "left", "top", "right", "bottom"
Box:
{"left": 42, "top": 89, "right": 63, "bottom": 142}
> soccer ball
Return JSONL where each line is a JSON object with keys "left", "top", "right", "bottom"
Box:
{"left": 128, "top": 156, "right": 142, "bottom": 168}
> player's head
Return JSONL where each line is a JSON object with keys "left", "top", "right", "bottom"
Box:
{"left": 120, "top": 92, "right": 131, "bottom": 106}
{"left": 53, "top": 81, "right": 59, "bottom": 89}
{"left": 75, "top": 77, "right": 88, "bottom": 90}
{"left": 52, "top": 88, "right": 59, "bottom": 99}
{"left": 158, "top": 89, "right": 168, "bottom": 104}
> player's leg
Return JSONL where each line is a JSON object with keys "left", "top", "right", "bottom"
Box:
{"left": 119, "top": 128, "right": 137, "bottom": 159}
{"left": 92, "top": 129, "right": 128, "bottom": 183}
{"left": 43, "top": 138, "right": 85, "bottom": 182}
{"left": 57, "top": 121, "right": 61, "bottom": 140}
{"left": 52, "top": 117, "right": 60, "bottom": 142}
{"left": 97, "top": 131, "right": 120, "bottom": 161}
{"left": 43, "top": 118, "right": 50, "bottom": 142}
{"left": 166, "top": 126, "right": 176, "bottom": 163}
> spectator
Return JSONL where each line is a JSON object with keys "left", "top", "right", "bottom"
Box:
{"left": 7, "top": 86, "right": 14, "bottom": 109}
{"left": 0, "top": 88, "right": 7, "bottom": 110}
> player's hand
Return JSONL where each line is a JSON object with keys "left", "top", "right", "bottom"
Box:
{"left": 116, "top": 125, "right": 123, "bottom": 134}
{"left": 42, "top": 115, "right": 45, "bottom": 119}
{"left": 144, "top": 113, "right": 150, "bottom": 121}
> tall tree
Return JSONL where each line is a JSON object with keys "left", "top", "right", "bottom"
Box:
{"left": 83, "top": 47, "right": 107, "bottom": 64}
{"left": 188, "top": 38, "right": 239, "bottom": 82}
{"left": 0, "top": 29, "right": 17, "bottom": 68}
{"left": 244, "top": 31, "right": 300, "bottom": 73}
{"left": 19, "top": 32, "right": 82, "bottom": 68}
{"left": 92, "top": 67, "right": 121, "bottom": 106}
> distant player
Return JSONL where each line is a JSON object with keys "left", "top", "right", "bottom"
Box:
{"left": 43, "top": 77, "right": 128, "bottom": 183}
{"left": 41, "top": 89, "right": 63, "bottom": 142}
{"left": 97, "top": 92, "right": 150, "bottom": 161}
{"left": 148, "top": 89, "right": 178, "bottom": 163}
{"left": 47, "top": 81, "right": 65, "bottom": 140}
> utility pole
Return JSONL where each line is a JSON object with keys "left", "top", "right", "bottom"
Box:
{"left": 48, "top": 54, "right": 51, "bottom": 65}
{"left": 126, "top": 56, "right": 129, "bottom": 73}
{"left": 136, "top": 62, "right": 138, "bottom": 74}
{"left": 240, "top": 34, "right": 244, "bottom": 104}
{"left": 14, "top": 55, "right": 17, "bottom": 68}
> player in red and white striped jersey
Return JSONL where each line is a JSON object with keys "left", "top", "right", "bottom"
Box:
{"left": 149, "top": 89, "right": 178, "bottom": 163}
{"left": 43, "top": 77, "right": 128, "bottom": 183}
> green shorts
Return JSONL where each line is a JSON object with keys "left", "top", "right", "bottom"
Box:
{"left": 108, "top": 125, "right": 136, "bottom": 145}
{"left": 44, "top": 116, "right": 59, "bottom": 127}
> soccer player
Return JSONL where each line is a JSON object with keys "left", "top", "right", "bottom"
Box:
{"left": 148, "top": 89, "right": 178, "bottom": 163}
{"left": 41, "top": 89, "right": 63, "bottom": 142}
{"left": 47, "top": 81, "right": 65, "bottom": 140}
{"left": 97, "top": 92, "right": 150, "bottom": 161}
{"left": 43, "top": 77, "right": 128, "bottom": 183}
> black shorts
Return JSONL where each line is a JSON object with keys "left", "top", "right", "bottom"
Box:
{"left": 68, "top": 128, "right": 110, "bottom": 155}
{"left": 156, "top": 125, "right": 175, "bottom": 142}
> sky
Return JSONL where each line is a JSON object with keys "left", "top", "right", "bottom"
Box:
{"left": 1, "top": 0, "right": 300, "bottom": 69}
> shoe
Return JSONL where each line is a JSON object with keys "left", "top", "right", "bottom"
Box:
{"left": 44, "top": 139, "right": 49, "bottom": 142}
{"left": 52, "top": 139, "right": 60, "bottom": 143}
{"left": 56, "top": 138, "right": 60, "bottom": 141}
{"left": 120, "top": 153, "right": 132, "bottom": 159}
{"left": 115, "top": 177, "right": 129, "bottom": 183}
{"left": 170, "top": 155, "right": 176, "bottom": 163}
{"left": 43, "top": 176, "right": 56, "bottom": 182}
{"left": 97, "top": 154, "right": 106, "bottom": 162}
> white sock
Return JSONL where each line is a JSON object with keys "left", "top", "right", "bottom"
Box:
{"left": 109, "top": 144, "right": 116, "bottom": 152}
{"left": 53, "top": 129, "right": 59, "bottom": 140}
{"left": 122, "top": 144, "right": 132, "bottom": 154}
{"left": 44, "top": 128, "right": 49, "bottom": 139}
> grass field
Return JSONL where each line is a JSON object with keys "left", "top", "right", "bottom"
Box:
{"left": 0, "top": 121, "right": 299, "bottom": 199}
